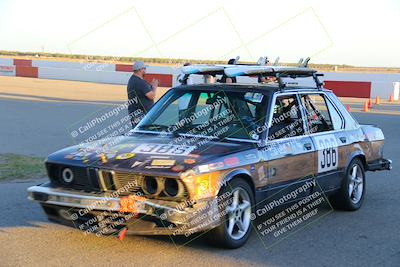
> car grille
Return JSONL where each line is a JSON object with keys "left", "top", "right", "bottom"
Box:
{"left": 97, "top": 170, "right": 143, "bottom": 195}
{"left": 46, "top": 163, "right": 188, "bottom": 199}
{"left": 112, "top": 172, "right": 143, "bottom": 193}
{"left": 46, "top": 163, "right": 100, "bottom": 191}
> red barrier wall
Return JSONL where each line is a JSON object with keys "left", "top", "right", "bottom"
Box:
{"left": 324, "top": 81, "right": 371, "bottom": 98}
{"left": 13, "top": 59, "right": 32, "bottom": 67}
{"left": 116, "top": 64, "right": 172, "bottom": 87}
{"left": 144, "top": 74, "right": 173, "bottom": 87}
{"left": 15, "top": 66, "right": 38, "bottom": 78}
{"left": 115, "top": 64, "right": 132, "bottom": 72}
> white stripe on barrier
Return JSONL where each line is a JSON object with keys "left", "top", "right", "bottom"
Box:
{"left": 370, "top": 81, "right": 399, "bottom": 100}
{"left": 370, "top": 82, "right": 392, "bottom": 99}
{"left": 0, "top": 58, "right": 14, "bottom": 66}
{"left": 0, "top": 65, "right": 16, "bottom": 77}
{"left": 322, "top": 72, "right": 400, "bottom": 83}
{"left": 32, "top": 60, "right": 116, "bottom": 72}
{"left": 146, "top": 66, "right": 177, "bottom": 75}
{"left": 394, "top": 82, "right": 400, "bottom": 101}
{"left": 38, "top": 67, "right": 131, "bottom": 85}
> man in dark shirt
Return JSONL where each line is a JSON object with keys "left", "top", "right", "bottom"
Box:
{"left": 127, "top": 61, "right": 158, "bottom": 126}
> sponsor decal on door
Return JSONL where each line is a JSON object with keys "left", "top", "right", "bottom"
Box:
{"left": 314, "top": 134, "right": 338, "bottom": 173}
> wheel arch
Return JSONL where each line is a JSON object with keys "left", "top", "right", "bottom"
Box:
{"left": 222, "top": 168, "right": 256, "bottom": 196}
{"left": 347, "top": 151, "right": 367, "bottom": 170}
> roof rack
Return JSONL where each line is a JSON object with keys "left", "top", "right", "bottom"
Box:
{"left": 179, "top": 56, "right": 324, "bottom": 90}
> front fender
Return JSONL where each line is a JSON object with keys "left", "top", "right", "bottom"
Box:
{"left": 221, "top": 168, "right": 255, "bottom": 195}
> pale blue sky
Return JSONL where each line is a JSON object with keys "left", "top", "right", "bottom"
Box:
{"left": 0, "top": 0, "right": 399, "bottom": 67}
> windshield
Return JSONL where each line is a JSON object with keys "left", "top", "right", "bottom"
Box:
{"left": 134, "top": 88, "right": 270, "bottom": 141}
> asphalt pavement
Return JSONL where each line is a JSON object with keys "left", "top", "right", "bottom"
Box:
{"left": 0, "top": 97, "right": 399, "bottom": 266}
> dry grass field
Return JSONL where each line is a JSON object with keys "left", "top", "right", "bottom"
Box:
{"left": 0, "top": 76, "right": 169, "bottom": 104}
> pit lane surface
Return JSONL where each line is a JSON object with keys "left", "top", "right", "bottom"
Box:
{"left": 0, "top": 78, "right": 399, "bottom": 266}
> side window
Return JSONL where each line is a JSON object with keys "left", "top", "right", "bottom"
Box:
{"left": 325, "top": 98, "right": 343, "bottom": 130}
{"left": 326, "top": 92, "right": 359, "bottom": 130}
{"left": 300, "top": 94, "right": 333, "bottom": 133}
{"left": 268, "top": 94, "right": 304, "bottom": 140}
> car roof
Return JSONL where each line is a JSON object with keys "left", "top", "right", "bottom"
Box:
{"left": 173, "top": 83, "right": 332, "bottom": 94}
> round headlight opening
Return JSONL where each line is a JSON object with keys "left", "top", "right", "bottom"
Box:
{"left": 143, "top": 176, "right": 159, "bottom": 196}
{"left": 164, "top": 179, "right": 180, "bottom": 197}
{"left": 61, "top": 168, "right": 74, "bottom": 183}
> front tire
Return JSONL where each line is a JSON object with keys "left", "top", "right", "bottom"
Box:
{"left": 330, "top": 158, "right": 366, "bottom": 211}
{"left": 206, "top": 178, "right": 254, "bottom": 249}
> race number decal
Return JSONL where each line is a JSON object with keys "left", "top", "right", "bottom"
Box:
{"left": 314, "top": 135, "right": 338, "bottom": 173}
{"left": 132, "top": 143, "right": 195, "bottom": 156}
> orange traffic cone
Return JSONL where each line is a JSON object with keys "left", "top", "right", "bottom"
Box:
{"left": 363, "top": 101, "right": 369, "bottom": 112}
{"left": 346, "top": 105, "right": 351, "bottom": 112}
{"left": 389, "top": 94, "right": 394, "bottom": 102}
{"left": 375, "top": 96, "right": 381, "bottom": 105}
{"left": 368, "top": 99, "right": 372, "bottom": 109}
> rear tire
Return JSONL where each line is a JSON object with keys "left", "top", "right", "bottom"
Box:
{"left": 206, "top": 178, "right": 254, "bottom": 249}
{"left": 330, "top": 158, "right": 366, "bottom": 211}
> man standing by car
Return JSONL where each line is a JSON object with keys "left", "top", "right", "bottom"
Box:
{"left": 127, "top": 61, "right": 158, "bottom": 127}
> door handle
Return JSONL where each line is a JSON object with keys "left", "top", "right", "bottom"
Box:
{"left": 304, "top": 143, "right": 312, "bottom": 150}
{"left": 339, "top": 137, "right": 347, "bottom": 143}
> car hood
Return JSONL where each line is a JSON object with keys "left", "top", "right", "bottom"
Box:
{"left": 46, "top": 133, "right": 259, "bottom": 176}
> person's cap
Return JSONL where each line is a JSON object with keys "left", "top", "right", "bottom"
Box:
{"left": 133, "top": 61, "right": 147, "bottom": 71}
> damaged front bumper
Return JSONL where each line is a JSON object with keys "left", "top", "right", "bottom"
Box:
{"left": 27, "top": 183, "right": 221, "bottom": 236}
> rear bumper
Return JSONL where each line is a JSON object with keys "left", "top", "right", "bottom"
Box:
{"left": 367, "top": 158, "right": 392, "bottom": 171}
{"left": 28, "top": 183, "right": 220, "bottom": 236}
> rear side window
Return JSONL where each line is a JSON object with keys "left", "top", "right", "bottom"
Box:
{"left": 326, "top": 92, "right": 359, "bottom": 130}
{"left": 325, "top": 98, "right": 344, "bottom": 130}
{"left": 300, "top": 94, "right": 334, "bottom": 133}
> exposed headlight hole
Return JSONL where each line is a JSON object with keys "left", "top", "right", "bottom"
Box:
{"left": 61, "top": 168, "right": 74, "bottom": 183}
{"left": 142, "top": 176, "right": 161, "bottom": 196}
{"left": 164, "top": 179, "right": 181, "bottom": 197}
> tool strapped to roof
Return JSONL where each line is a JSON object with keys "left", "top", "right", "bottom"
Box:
{"left": 224, "top": 66, "right": 315, "bottom": 77}
{"left": 224, "top": 65, "right": 323, "bottom": 90}
{"left": 181, "top": 65, "right": 227, "bottom": 75}
{"left": 180, "top": 55, "right": 266, "bottom": 79}
{"left": 181, "top": 56, "right": 242, "bottom": 78}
